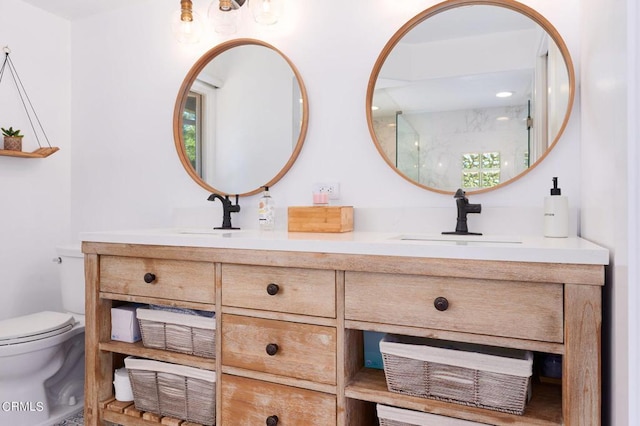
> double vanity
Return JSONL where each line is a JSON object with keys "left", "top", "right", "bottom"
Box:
{"left": 81, "top": 0, "right": 601, "bottom": 424}
{"left": 82, "top": 229, "right": 607, "bottom": 425}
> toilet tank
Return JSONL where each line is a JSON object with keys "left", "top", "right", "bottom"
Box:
{"left": 56, "top": 244, "right": 85, "bottom": 315}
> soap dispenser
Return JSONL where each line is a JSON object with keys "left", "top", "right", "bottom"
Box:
{"left": 258, "top": 186, "right": 275, "bottom": 231}
{"left": 544, "top": 177, "right": 568, "bottom": 238}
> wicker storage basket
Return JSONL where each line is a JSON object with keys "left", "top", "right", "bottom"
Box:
{"left": 125, "top": 357, "right": 216, "bottom": 425}
{"left": 380, "top": 335, "right": 533, "bottom": 415}
{"left": 136, "top": 308, "right": 215, "bottom": 358}
{"left": 376, "top": 404, "right": 489, "bottom": 426}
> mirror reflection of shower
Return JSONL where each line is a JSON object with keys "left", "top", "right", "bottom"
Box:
{"left": 388, "top": 103, "right": 530, "bottom": 190}
{"left": 369, "top": 3, "right": 573, "bottom": 193}
{"left": 395, "top": 112, "right": 420, "bottom": 182}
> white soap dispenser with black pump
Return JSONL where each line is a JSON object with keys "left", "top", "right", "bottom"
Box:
{"left": 258, "top": 186, "right": 275, "bottom": 231}
{"left": 544, "top": 177, "right": 568, "bottom": 238}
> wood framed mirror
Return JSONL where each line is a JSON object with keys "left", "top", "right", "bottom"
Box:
{"left": 367, "top": 0, "right": 575, "bottom": 195}
{"left": 174, "top": 38, "right": 309, "bottom": 196}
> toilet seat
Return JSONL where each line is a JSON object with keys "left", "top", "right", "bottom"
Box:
{"left": 0, "top": 311, "right": 75, "bottom": 346}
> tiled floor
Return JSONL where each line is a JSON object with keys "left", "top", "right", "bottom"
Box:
{"left": 54, "top": 411, "right": 83, "bottom": 426}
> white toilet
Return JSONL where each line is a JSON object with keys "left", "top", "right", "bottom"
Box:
{"left": 0, "top": 244, "right": 85, "bottom": 426}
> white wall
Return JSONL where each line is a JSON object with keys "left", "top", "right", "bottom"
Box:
{"left": 0, "top": 0, "right": 71, "bottom": 320}
{"left": 579, "top": 0, "right": 633, "bottom": 423}
{"left": 628, "top": 2, "right": 640, "bottom": 423}
{"left": 69, "top": 0, "right": 582, "bottom": 237}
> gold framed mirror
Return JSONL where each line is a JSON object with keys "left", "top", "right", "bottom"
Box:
{"left": 174, "top": 38, "right": 309, "bottom": 196}
{"left": 367, "top": 0, "right": 575, "bottom": 195}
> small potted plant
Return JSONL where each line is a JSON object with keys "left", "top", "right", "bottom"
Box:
{"left": 1, "top": 127, "right": 23, "bottom": 151}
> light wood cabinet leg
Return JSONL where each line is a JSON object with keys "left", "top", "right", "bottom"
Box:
{"left": 85, "top": 253, "right": 113, "bottom": 426}
{"left": 563, "top": 284, "right": 602, "bottom": 425}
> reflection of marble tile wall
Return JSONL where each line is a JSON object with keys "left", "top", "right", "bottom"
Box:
{"left": 396, "top": 114, "right": 420, "bottom": 181}
{"left": 404, "top": 105, "right": 528, "bottom": 191}
{"left": 372, "top": 115, "right": 397, "bottom": 162}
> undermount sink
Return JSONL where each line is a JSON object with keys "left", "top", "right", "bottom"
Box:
{"left": 392, "top": 234, "right": 522, "bottom": 244}
{"left": 175, "top": 228, "right": 243, "bottom": 236}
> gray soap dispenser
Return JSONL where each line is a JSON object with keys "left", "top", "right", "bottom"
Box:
{"left": 543, "top": 177, "right": 569, "bottom": 238}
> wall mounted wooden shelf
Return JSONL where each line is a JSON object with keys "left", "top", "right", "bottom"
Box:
{"left": 2, "top": 47, "right": 58, "bottom": 159}
{"left": 0, "top": 147, "right": 59, "bottom": 158}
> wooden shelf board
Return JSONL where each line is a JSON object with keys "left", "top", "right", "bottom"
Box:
{"left": 102, "top": 398, "right": 204, "bottom": 425}
{"left": 100, "top": 292, "right": 215, "bottom": 312}
{"left": 99, "top": 340, "right": 216, "bottom": 370}
{"left": 0, "top": 147, "right": 59, "bottom": 158}
{"left": 220, "top": 365, "right": 337, "bottom": 395}
{"left": 344, "top": 320, "right": 565, "bottom": 355}
{"left": 345, "top": 368, "right": 562, "bottom": 426}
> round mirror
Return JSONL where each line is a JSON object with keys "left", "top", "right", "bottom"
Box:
{"left": 367, "top": 0, "right": 575, "bottom": 194}
{"left": 174, "top": 39, "right": 308, "bottom": 196}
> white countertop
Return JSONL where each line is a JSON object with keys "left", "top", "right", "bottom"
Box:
{"left": 80, "top": 228, "right": 609, "bottom": 265}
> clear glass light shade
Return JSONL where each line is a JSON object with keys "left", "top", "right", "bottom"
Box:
{"left": 249, "top": 0, "right": 283, "bottom": 25}
{"left": 208, "top": 1, "right": 241, "bottom": 35}
{"left": 172, "top": 8, "right": 204, "bottom": 43}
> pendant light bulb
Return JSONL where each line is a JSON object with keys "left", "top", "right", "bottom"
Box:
{"left": 250, "top": 0, "right": 283, "bottom": 25}
{"left": 172, "top": 0, "right": 203, "bottom": 44}
{"left": 208, "top": 0, "right": 242, "bottom": 35}
{"left": 219, "top": 0, "right": 233, "bottom": 11}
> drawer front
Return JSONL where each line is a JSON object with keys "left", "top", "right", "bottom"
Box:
{"left": 345, "top": 272, "right": 563, "bottom": 343}
{"left": 99, "top": 256, "right": 215, "bottom": 304}
{"left": 221, "top": 264, "right": 335, "bottom": 317}
{"left": 222, "top": 314, "right": 336, "bottom": 385}
{"left": 221, "top": 375, "right": 336, "bottom": 425}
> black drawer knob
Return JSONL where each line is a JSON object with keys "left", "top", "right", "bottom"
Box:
{"left": 266, "top": 415, "right": 279, "bottom": 426}
{"left": 266, "top": 283, "right": 280, "bottom": 295}
{"left": 143, "top": 273, "right": 156, "bottom": 284}
{"left": 265, "top": 343, "right": 279, "bottom": 356}
{"left": 434, "top": 296, "right": 449, "bottom": 311}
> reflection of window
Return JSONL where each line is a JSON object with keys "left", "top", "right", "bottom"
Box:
{"left": 183, "top": 92, "right": 202, "bottom": 174}
{"left": 462, "top": 151, "right": 500, "bottom": 189}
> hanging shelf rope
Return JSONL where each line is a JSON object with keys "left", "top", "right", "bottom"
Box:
{"left": 0, "top": 46, "right": 59, "bottom": 158}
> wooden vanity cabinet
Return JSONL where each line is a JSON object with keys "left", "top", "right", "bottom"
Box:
{"left": 99, "top": 255, "right": 215, "bottom": 304}
{"left": 83, "top": 242, "right": 604, "bottom": 426}
{"left": 342, "top": 259, "right": 603, "bottom": 426}
{"left": 344, "top": 271, "right": 564, "bottom": 342}
{"left": 219, "top": 263, "right": 339, "bottom": 424}
{"left": 221, "top": 375, "right": 337, "bottom": 425}
{"left": 221, "top": 314, "right": 337, "bottom": 384}
{"left": 220, "top": 264, "right": 336, "bottom": 317}
{"left": 83, "top": 245, "right": 218, "bottom": 426}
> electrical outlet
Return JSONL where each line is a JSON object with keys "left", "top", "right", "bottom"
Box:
{"left": 312, "top": 182, "right": 341, "bottom": 200}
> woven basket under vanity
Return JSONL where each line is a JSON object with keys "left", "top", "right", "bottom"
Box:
{"left": 380, "top": 335, "right": 533, "bottom": 415}
{"left": 136, "top": 308, "right": 215, "bottom": 358}
{"left": 376, "top": 404, "right": 488, "bottom": 426}
{"left": 125, "top": 357, "right": 216, "bottom": 425}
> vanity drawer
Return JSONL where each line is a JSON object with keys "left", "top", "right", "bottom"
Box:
{"left": 221, "top": 264, "right": 335, "bottom": 317}
{"left": 221, "top": 374, "right": 336, "bottom": 425}
{"left": 345, "top": 271, "right": 563, "bottom": 343}
{"left": 99, "top": 256, "right": 215, "bottom": 304}
{"left": 221, "top": 314, "right": 336, "bottom": 385}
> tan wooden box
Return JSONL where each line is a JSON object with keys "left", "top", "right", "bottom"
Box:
{"left": 288, "top": 206, "right": 354, "bottom": 233}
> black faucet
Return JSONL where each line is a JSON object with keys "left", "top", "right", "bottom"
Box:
{"left": 207, "top": 193, "right": 241, "bottom": 230}
{"left": 442, "top": 188, "right": 482, "bottom": 235}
